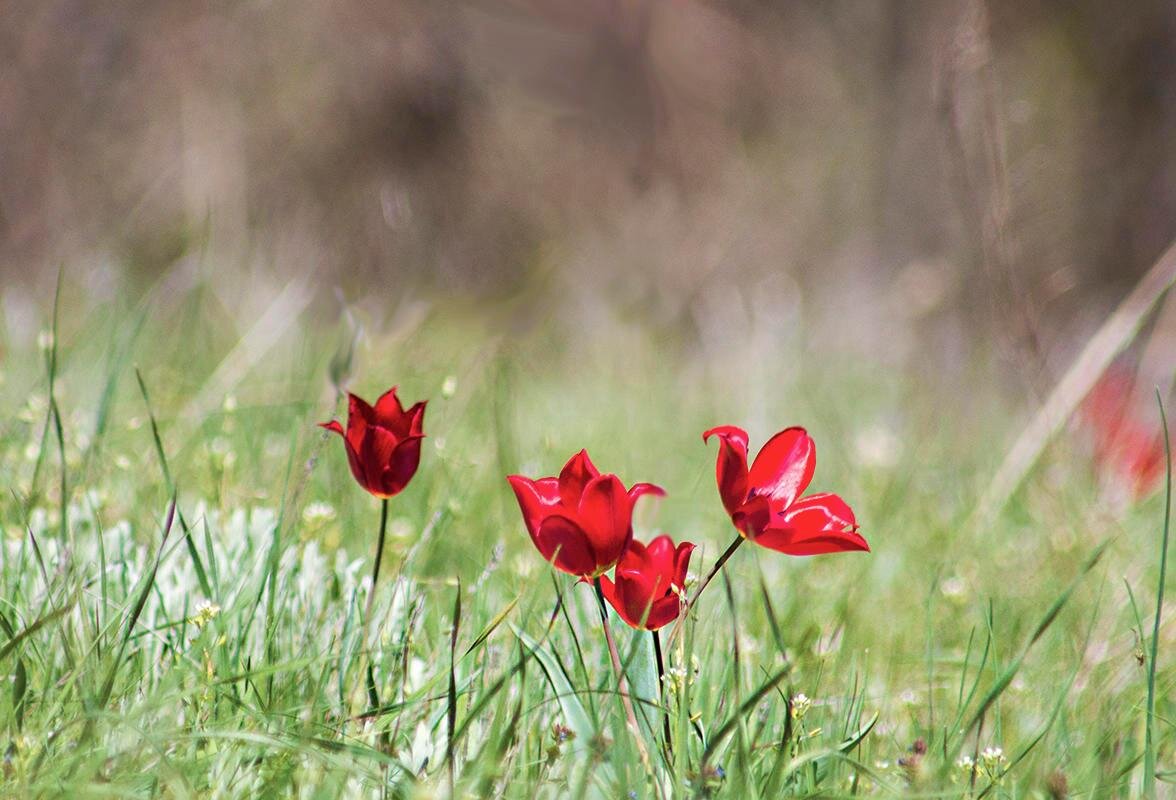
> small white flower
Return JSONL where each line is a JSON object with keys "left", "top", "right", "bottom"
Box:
{"left": 37, "top": 329, "right": 55, "bottom": 352}
{"left": 981, "top": 747, "right": 1005, "bottom": 769}
{"left": 441, "top": 376, "right": 457, "bottom": 398}
{"left": 302, "top": 502, "right": 336, "bottom": 525}
{"left": 791, "top": 693, "right": 812, "bottom": 719}
{"left": 191, "top": 601, "right": 221, "bottom": 629}
{"left": 940, "top": 575, "right": 967, "bottom": 600}
{"left": 390, "top": 517, "right": 415, "bottom": 542}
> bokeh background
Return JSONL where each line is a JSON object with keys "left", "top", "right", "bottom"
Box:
{"left": 1, "top": 6, "right": 1174, "bottom": 795}
{"left": 4, "top": 0, "right": 1176, "bottom": 386}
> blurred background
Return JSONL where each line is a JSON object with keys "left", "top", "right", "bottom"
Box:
{"left": 2, "top": 0, "right": 1175, "bottom": 390}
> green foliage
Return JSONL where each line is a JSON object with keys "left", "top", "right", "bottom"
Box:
{"left": 0, "top": 290, "right": 1171, "bottom": 798}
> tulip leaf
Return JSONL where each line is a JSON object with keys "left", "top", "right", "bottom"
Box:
{"left": 512, "top": 626, "right": 595, "bottom": 749}
{"left": 621, "top": 628, "right": 663, "bottom": 757}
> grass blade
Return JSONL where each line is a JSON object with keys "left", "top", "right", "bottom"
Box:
{"left": 446, "top": 579, "right": 461, "bottom": 788}
{"left": 956, "top": 538, "right": 1109, "bottom": 749}
{"left": 513, "top": 626, "right": 595, "bottom": 749}
{"left": 701, "top": 663, "right": 792, "bottom": 770}
{"left": 1144, "top": 392, "right": 1171, "bottom": 799}
{"left": 134, "top": 367, "right": 212, "bottom": 598}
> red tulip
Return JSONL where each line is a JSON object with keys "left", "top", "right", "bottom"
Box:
{"left": 599, "top": 535, "right": 694, "bottom": 630}
{"left": 703, "top": 425, "right": 868, "bottom": 555}
{"left": 1081, "top": 367, "right": 1165, "bottom": 498}
{"left": 507, "top": 450, "right": 665, "bottom": 578}
{"left": 320, "top": 388, "right": 427, "bottom": 499}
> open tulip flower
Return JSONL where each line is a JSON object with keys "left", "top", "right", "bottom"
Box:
{"left": 320, "top": 387, "right": 426, "bottom": 499}
{"left": 600, "top": 535, "right": 694, "bottom": 630}
{"left": 508, "top": 450, "right": 665, "bottom": 578}
{"left": 704, "top": 425, "right": 868, "bottom": 555}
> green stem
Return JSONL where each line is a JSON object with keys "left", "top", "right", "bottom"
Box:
{"left": 364, "top": 498, "right": 390, "bottom": 710}
{"left": 652, "top": 628, "right": 673, "bottom": 756}
{"left": 667, "top": 534, "right": 744, "bottom": 646}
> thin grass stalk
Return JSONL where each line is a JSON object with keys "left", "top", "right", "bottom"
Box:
{"left": 1144, "top": 393, "right": 1172, "bottom": 799}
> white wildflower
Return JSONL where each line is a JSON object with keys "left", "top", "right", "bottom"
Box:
{"left": 791, "top": 693, "right": 812, "bottom": 719}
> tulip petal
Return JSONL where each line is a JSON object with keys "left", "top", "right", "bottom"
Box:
{"left": 341, "top": 435, "right": 371, "bottom": 494}
{"left": 755, "top": 493, "right": 867, "bottom": 555}
{"left": 578, "top": 474, "right": 633, "bottom": 570}
{"left": 614, "top": 539, "right": 658, "bottom": 598}
{"left": 354, "top": 425, "right": 405, "bottom": 497}
{"left": 672, "top": 541, "right": 695, "bottom": 587}
{"left": 559, "top": 450, "right": 600, "bottom": 507}
{"left": 346, "top": 394, "right": 373, "bottom": 451}
{"left": 778, "top": 492, "right": 856, "bottom": 529}
{"left": 645, "top": 594, "right": 682, "bottom": 631}
{"left": 535, "top": 514, "right": 598, "bottom": 576}
{"left": 730, "top": 495, "right": 772, "bottom": 537}
{"left": 621, "top": 572, "right": 665, "bottom": 628}
{"left": 703, "top": 425, "right": 751, "bottom": 514}
{"left": 507, "top": 475, "right": 561, "bottom": 538}
{"left": 753, "top": 527, "right": 870, "bottom": 556}
{"left": 405, "top": 400, "right": 427, "bottom": 438}
{"left": 373, "top": 383, "right": 406, "bottom": 416}
{"left": 643, "top": 534, "right": 676, "bottom": 575}
{"left": 627, "top": 482, "right": 666, "bottom": 505}
{"left": 319, "top": 420, "right": 345, "bottom": 436}
{"left": 348, "top": 392, "right": 377, "bottom": 423}
{"left": 374, "top": 386, "right": 404, "bottom": 420}
{"left": 598, "top": 575, "right": 646, "bottom": 628}
{"left": 746, "top": 427, "right": 815, "bottom": 509}
{"left": 383, "top": 435, "right": 424, "bottom": 496}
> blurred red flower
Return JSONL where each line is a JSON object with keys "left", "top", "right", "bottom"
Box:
{"left": 599, "top": 534, "right": 694, "bottom": 630}
{"left": 703, "top": 425, "right": 868, "bottom": 555}
{"left": 1080, "top": 367, "right": 1165, "bottom": 498}
{"left": 508, "top": 450, "right": 665, "bottom": 578}
{"left": 320, "top": 388, "right": 427, "bottom": 498}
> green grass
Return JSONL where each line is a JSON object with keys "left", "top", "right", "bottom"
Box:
{"left": 0, "top": 281, "right": 1171, "bottom": 798}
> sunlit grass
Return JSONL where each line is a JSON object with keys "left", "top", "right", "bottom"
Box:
{"left": 0, "top": 284, "right": 1171, "bottom": 798}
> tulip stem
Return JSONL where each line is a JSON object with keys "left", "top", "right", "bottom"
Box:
{"left": 365, "top": 498, "right": 391, "bottom": 621}
{"left": 363, "top": 498, "right": 390, "bottom": 710}
{"left": 652, "top": 629, "right": 673, "bottom": 757}
{"left": 667, "top": 534, "right": 744, "bottom": 647}
{"left": 592, "top": 577, "right": 654, "bottom": 772}
{"left": 696, "top": 534, "right": 745, "bottom": 602}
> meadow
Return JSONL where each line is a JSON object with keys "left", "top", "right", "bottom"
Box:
{"left": 0, "top": 278, "right": 1170, "bottom": 799}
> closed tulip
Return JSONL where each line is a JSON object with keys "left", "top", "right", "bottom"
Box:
{"left": 320, "top": 388, "right": 426, "bottom": 499}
